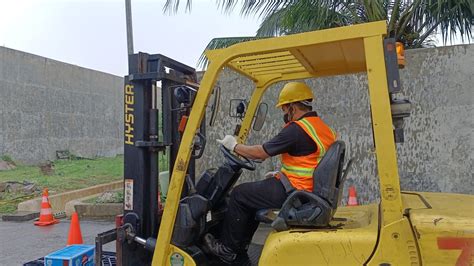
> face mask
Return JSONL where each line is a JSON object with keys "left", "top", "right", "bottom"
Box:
{"left": 283, "top": 113, "right": 289, "bottom": 123}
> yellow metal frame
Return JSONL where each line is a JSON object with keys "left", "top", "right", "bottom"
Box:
{"left": 152, "top": 21, "right": 417, "bottom": 265}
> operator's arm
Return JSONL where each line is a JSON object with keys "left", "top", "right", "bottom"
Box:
{"left": 234, "top": 144, "right": 269, "bottom": 160}
{"left": 234, "top": 123, "right": 305, "bottom": 160}
{"left": 218, "top": 123, "right": 307, "bottom": 160}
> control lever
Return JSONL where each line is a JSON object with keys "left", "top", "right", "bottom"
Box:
{"left": 119, "top": 224, "right": 156, "bottom": 252}
{"left": 131, "top": 234, "right": 156, "bottom": 252}
{"left": 186, "top": 174, "right": 197, "bottom": 195}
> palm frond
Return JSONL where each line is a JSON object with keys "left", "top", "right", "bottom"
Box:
{"left": 233, "top": 0, "right": 293, "bottom": 17}
{"left": 361, "top": 0, "right": 387, "bottom": 21}
{"left": 396, "top": 0, "right": 422, "bottom": 40}
{"left": 387, "top": 0, "right": 401, "bottom": 36}
{"left": 197, "top": 36, "right": 270, "bottom": 69}
{"left": 257, "top": 0, "right": 352, "bottom": 36}
{"left": 256, "top": 8, "right": 289, "bottom": 36}
{"left": 410, "top": 0, "right": 473, "bottom": 47}
{"left": 163, "top": 0, "right": 192, "bottom": 14}
{"left": 165, "top": 0, "right": 472, "bottom": 66}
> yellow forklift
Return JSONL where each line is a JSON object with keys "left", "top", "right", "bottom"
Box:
{"left": 101, "top": 21, "right": 473, "bottom": 265}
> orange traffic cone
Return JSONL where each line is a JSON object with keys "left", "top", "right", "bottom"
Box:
{"left": 34, "top": 188, "right": 59, "bottom": 226}
{"left": 348, "top": 186, "right": 358, "bottom": 206}
{"left": 67, "top": 212, "right": 83, "bottom": 245}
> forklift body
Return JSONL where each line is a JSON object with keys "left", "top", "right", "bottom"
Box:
{"left": 118, "top": 21, "right": 473, "bottom": 265}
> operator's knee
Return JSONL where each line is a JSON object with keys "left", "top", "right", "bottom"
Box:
{"left": 230, "top": 183, "right": 248, "bottom": 203}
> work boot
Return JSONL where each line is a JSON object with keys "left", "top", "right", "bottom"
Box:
{"left": 203, "top": 233, "right": 237, "bottom": 263}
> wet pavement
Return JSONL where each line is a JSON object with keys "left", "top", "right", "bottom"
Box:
{"left": 0, "top": 219, "right": 115, "bottom": 265}
{"left": 0, "top": 219, "right": 271, "bottom": 265}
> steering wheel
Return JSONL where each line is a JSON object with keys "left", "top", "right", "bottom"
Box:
{"left": 220, "top": 145, "right": 256, "bottom": 171}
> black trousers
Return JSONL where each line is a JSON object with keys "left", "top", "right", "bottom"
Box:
{"left": 220, "top": 177, "right": 287, "bottom": 252}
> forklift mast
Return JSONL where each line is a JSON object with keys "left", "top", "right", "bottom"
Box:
{"left": 121, "top": 53, "right": 203, "bottom": 265}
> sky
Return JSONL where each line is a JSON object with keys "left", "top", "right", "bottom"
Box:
{"left": 0, "top": 0, "right": 261, "bottom": 76}
{"left": 0, "top": 1, "right": 470, "bottom": 77}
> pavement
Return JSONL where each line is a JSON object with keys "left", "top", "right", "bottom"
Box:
{"left": 0, "top": 219, "right": 115, "bottom": 265}
{"left": 0, "top": 219, "right": 272, "bottom": 265}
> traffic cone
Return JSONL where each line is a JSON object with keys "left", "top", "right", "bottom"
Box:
{"left": 34, "top": 188, "right": 59, "bottom": 226}
{"left": 67, "top": 212, "right": 83, "bottom": 245}
{"left": 348, "top": 186, "right": 358, "bottom": 206}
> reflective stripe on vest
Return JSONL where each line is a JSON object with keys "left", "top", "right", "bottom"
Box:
{"left": 280, "top": 116, "right": 336, "bottom": 191}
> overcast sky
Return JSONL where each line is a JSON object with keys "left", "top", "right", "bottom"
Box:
{"left": 0, "top": 1, "right": 469, "bottom": 77}
{"left": 0, "top": 0, "right": 260, "bottom": 76}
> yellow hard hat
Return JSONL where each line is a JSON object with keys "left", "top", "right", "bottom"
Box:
{"left": 276, "top": 82, "right": 314, "bottom": 107}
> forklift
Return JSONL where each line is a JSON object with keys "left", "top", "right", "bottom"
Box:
{"left": 96, "top": 21, "right": 474, "bottom": 265}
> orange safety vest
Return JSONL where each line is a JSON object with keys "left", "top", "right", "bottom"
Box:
{"left": 279, "top": 116, "right": 336, "bottom": 192}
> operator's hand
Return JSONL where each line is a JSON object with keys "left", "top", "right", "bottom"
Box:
{"left": 264, "top": 171, "right": 278, "bottom": 178}
{"left": 217, "top": 135, "right": 238, "bottom": 151}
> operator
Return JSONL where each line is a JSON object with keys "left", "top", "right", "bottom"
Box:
{"left": 204, "top": 82, "right": 337, "bottom": 263}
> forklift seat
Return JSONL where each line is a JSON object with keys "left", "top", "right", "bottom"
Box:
{"left": 256, "top": 141, "right": 351, "bottom": 231}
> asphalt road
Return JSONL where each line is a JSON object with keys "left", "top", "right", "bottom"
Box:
{"left": 0, "top": 219, "right": 271, "bottom": 265}
{"left": 0, "top": 219, "right": 115, "bottom": 265}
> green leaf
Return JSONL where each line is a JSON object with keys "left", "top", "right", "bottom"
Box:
{"left": 198, "top": 36, "right": 270, "bottom": 69}
{"left": 164, "top": 0, "right": 473, "bottom": 66}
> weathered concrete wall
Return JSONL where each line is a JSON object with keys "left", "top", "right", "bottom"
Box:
{"left": 196, "top": 44, "right": 473, "bottom": 202}
{"left": 0, "top": 47, "right": 123, "bottom": 164}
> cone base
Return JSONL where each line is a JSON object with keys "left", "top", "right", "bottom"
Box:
{"left": 34, "top": 219, "right": 59, "bottom": 226}
{"left": 66, "top": 241, "right": 83, "bottom": 246}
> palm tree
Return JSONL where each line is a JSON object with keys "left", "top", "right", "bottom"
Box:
{"left": 164, "top": 0, "right": 473, "bottom": 67}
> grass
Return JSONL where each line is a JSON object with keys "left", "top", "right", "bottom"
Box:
{"left": 0, "top": 156, "right": 124, "bottom": 213}
{"left": 83, "top": 190, "right": 123, "bottom": 204}
{"left": 1, "top": 155, "right": 14, "bottom": 164}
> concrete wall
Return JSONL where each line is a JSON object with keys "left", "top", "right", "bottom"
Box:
{"left": 1, "top": 44, "right": 471, "bottom": 200}
{"left": 0, "top": 47, "right": 123, "bottom": 164}
{"left": 196, "top": 44, "right": 473, "bottom": 202}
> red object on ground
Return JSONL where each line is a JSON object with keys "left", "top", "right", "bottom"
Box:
{"left": 34, "top": 188, "right": 59, "bottom": 226}
{"left": 67, "top": 212, "right": 83, "bottom": 245}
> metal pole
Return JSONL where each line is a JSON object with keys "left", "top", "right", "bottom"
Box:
{"left": 125, "top": 0, "right": 134, "bottom": 56}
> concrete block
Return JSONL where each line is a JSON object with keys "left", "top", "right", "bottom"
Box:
{"left": 1, "top": 211, "right": 39, "bottom": 222}
{"left": 74, "top": 203, "right": 122, "bottom": 220}
{"left": 18, "top": 181, "right": 123, "bottom": 213}
{"left": 64, "top": 194, "right": 99, "bottom": 217}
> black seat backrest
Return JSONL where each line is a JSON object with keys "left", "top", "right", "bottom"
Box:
{"left": 268, "top": 141, "right": 349, "bottom": 231}
{"left": 312, "top": 141, "right": 346, "bottom": 209}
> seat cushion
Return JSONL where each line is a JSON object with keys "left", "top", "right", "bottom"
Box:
{"left": 272, "top": 190, "right": 331, "bottom": 231}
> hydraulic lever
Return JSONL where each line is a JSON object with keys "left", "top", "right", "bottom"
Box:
{"left": 118, "top": 223, "right": 157, "bottom": 252}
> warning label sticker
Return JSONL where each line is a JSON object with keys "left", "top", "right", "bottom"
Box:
{"left": 124, "top": 179, "right": 133, "bottom": 211}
